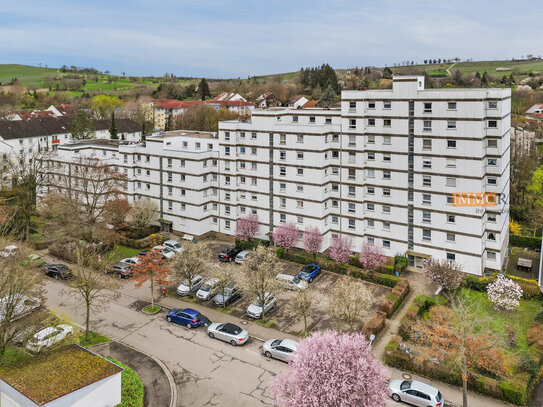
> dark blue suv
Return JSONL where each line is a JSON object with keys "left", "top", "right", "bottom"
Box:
{"left": 298, "top": 264, "right": 321, "bottom": 283}
{"left": 166, "top": 308, "right": 211, "bottom": 329}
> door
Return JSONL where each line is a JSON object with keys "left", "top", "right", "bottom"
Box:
{"left": 174, "top": 312, "right": 189, "bottom": 325}
{"left": 275, "top": 346, "right": 291, "bottom": 362}
{"left": 402, "top": 390, "right": 422, "bottom": 406}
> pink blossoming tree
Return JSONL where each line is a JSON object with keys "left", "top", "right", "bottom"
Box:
{"left": 235, "top": 214, "right": 259, "bottom": 241}
{"left": 358, "top": 244, "right": 386, "bottom": 273}
{"left": 270, "top": 330, "right": 388, "bottom": 407}
{"left": 273, "top": 223, "right": 298, "bottom": 251}
{"left": 487, "top": 274, "right": 523, "bottom": 311}
{"left": 302, "top": 227, "right": 322, "bottom": 259}
{"left": 329, "top": 235, "right": 352, "bottom": 265}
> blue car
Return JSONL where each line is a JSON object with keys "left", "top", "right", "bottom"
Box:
{"left": 298, "top": 264, "right": 321, "bottom": 283}
{"left": 166, "top": 308, "right": 211, "bottom": 329}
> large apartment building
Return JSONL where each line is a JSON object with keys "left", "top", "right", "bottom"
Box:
{"left": 45, "top": 76, "right": 510, "bottom": 275}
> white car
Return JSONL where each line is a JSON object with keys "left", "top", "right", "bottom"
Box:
{"left": 0, "top": 295, "right": 41, "bottom": 322}
{"left": 0, "top": 245, "right": 18, "bottom": 258}
{"left": 262, "top": 338, "right": 299, "bottom": 363}
{"left": 246, "top": 293, "right": 277, "bottom": 319}
{"left": 26, "top": 324, "right": 74, "bottom": 352}
{"left": 164, "top": 240, "right": 185, "bottom": 254}
{"left": 153, "top": 245, "right": 176, "bottom": 259}
{"left": 275, "top": 273, "right": 309, "bottom": 291}
{"left": 177, "top": 275, "right": 204, "bottom": 296}
{"left": 234, "top": 250, "right": 250, "bottom": 264}
{"left": 196, "top": 278, "right": 219, "bottom": 301}
{"left": 120, "top": 257, "right": 140, "bottom": 265}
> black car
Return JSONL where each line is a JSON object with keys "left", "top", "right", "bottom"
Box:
{"left": 107, "top": 262, "right": 133, "bottom": 279}
{"left": 218, "top": 247, "right": 243, "bottom": 262}
{"left": 44, "top": 264, "right": 72, "bottom": 279}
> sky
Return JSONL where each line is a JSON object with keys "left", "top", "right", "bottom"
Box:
{"left": 0, "top": 0, "right": 540, "bottom": 78}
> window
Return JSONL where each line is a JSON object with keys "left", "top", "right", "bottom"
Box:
{"left": 423, "top": 176, "right": 431, "bottom": 187}
{"left": 348, "top": 219, "right": 355, "bottom": 229}
{"left": 279, "top": 198, "right": 286, "bottom": 208}
{"left": 446, "top": 158, "right": 456, "bottom": 168}
{"left": 280, "top": 134, "right": 286, "bottom": 145}
{"left": 296, "top": 216, "right": 304, "bottom": 224}
{"left": 382, "top": 205, "right": 391, "bottom": 214}
{"left": 296, "top": 200, "right": 304, "bottom": 208}
{"left": 488, "top": 232, "right": 496, "bottom": 241}
{"left": 383, "top": 240, "right": 391, "bottom": 248}
{"left": 368, "top": 118, "right": 376, "bottom": 126}
{"left": 487, "top": 214, "right": 497, "bottom": 222}
{"left": 447, "top": 140, "right": 456, "bottom": 148}
{"left": 383, "top": 100, "right": 391, "bottom": 109}
{"left": 422, "top": 211, "right": 431, "bottom": 223}
{"left": 297, "top": 135, "right": 304, "bottom": 143}
{"left": 279, "top": 183, "right": 286, "bottom": 193}
{"left": 348, "top": 186, "right": 355, "bottom": 196}
{"left": 280, "top": 214, "right": 286, "bottom": 223}
{"left": 348, "top": 135, "right": 356, "bottom": 146}
{"left": 349, "top": 119, "right": 356, "bottom": 129}
{"left": 447, "top": 233, "right": 455, "bottom": 242}
{"left": 448, "top": 101, "right": 457, "bottom": 110}
{"left": 348, "top": 169, "right": 356, "bottom": 179}
{"left": 488, "top": 139, "right": 498, "bottom": 148}
{"left": 487, "top": 251, "right": 497, "bottom": 260}
{"left": 488, "top": 101, "right": 498, "bottom": 109}
{"left": 488, "top": 120, "right": 498, "bottom": 128}
{"left": 383, "top": 119, "right": 391, "bottom": 127}
{"left": 225, "top": 220, "right": 231, "bottom": 230}
{"left": 368, "top": 101, "right": 375, "bottom": 109}
{"left": 447, "top": 195, "right": 453, "bottom": 205}
{"left": 368, "top": 152, "right": 375, "bottom": 160}
{"left": 383, "top": 189, "right": 391, "bottom": 197}
{"left": 332, "top": 216, "right": 338, "bottom": 224}
{"left": 383, "top": 135, "right": 391, "bottom": 145}
{"left": 225, "top": 146, "right": 230, "bottom": 156}
{"left": 423, "top": 159, "right": 432, "bottom": 169}
{"left": 367, "top": 187, "right": 375, "bottom": 194}
{"left": 446, "top": 177, "right": 456, "bottom": 187}
{"left": 251, "top": 132, "right": 257, "bottom": 139}
{"left": 297, "top": 168, "right": 304, "bottom": 176}
{"left": 487, "top": 178, "right": 497, "bottom": 185}
{"left": 332, "top": 184, "right": 339, "bottom": 191}
{"left": 367, "top": 169, "right": 375, "bottom": 178}
{"left": 297, "top": 151, "right": 304, "bottom": 159}
{"left": 309, "top": 117, "right": 316, "bottom": 123}
{"left": 383, "top": 222, "right": 391, "bottom": 231}
{"left": 280, "top": 167, "right": 286, "bottom": 176}
{"left": 367, "top": 237, "right": 375, "bottom": 245}
{"left": 422, "top": 194, "right": 431, "bottom": 205}
{"left": 168, "top": 201, "right": 173, "bottom": 211}
{"left": 348, "top": 203, "right": 356, "bottom": 213}
{"left": 447, "top": 121, "right": 457, "bottom": 129}
{"left": 423, "top": 229, "right": 431, "bottom": 241}
{"left": 349, "top": 101, "right": 356, "bottom": 110}
{"left": 424, "top": 102, "right": 432, "bottom": 113}
{"left": 332, "top": 167, "right": 339, "bottom": 175}
{"left": 423, "top": 120, "right": 432, "bottom": 131}
{"left": 383, "top": 170, "right": 391, "bottom": 180}
{"left": 332, "top": 200, "right": 339, "bottom": 207}
{"left": 447, "top": 253, "right": 455, "bottom": 261}
{"left": 423, "top": 139, "right": 432, "bottom": 150}
{"left": 332, "top": 134, "right": 339, "bottom": 142}
{"left": 447, "top": 214, "right": 456, "bottom": 223}
{"left": 251, "top": 178, "right": 257, "bottom": 186}
{"left": 167, "top": 172, "right": 172, "bottom": 182}
{"left": 383, "top": 153, "right": 391, "bottom": 162}
{"left": 367, "top": 203, "right": 375, "bottom": 211}
{"left": 368, "top": 135, "right": 375, "bottom": 144}
{"left": 293, "top": 116, "right": 298, "bottom": 123}
{"left": 367, "top": 219, "right": 375, "bottom": 228}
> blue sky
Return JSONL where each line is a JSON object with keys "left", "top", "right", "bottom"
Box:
{"left": 0, "top": 0, "right": 539, "bottom": 78}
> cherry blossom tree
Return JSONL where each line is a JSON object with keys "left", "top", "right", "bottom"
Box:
{"left": 270, "top": 330, "right": 388, "bottom": 407}
{"left": 358, "top": 244, "right": 386, "bottom": 273}
{"left": 487, "top": 274, "right": 523, "bottom": 311}
{"left": 423, "top": 258, "right": 464, "bottom": 292}
{"left": 235, "top": 214, "right": 259, "bottom": 241}
{"left": 302, "top": 226, "right": 322, "bottom": 259}
{"left": 273, "top": 222, "right": 298, "bottom": 251}
{"left": 329, "top": 235, "right": 352, "bottom": 265}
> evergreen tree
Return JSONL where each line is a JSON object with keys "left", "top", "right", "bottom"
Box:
{"left": 481, "top": 71, "right": 489, "bottom": 86}
{"left": 198, "top": 78, "right": 211, "bottom": 100}
{"left": 321, "top": 84, "right": 337, "bottom": 106}
{"left": 109, "top": 113, "right": 118, "bottom": 139}
{"left": 509, "top": 74, "right": 515, "bottom": 84}
{"left": 475, "top": 71, "right": 481, "bottom": 79}
{"left": 71, "top": 110, "right": 95, "bottom": 140}
{"left": 383, "top": 66, "right": 393, "bottom": 79}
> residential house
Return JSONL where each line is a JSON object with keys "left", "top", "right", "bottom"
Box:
{"left": 255, "top": 92, "right": 282, "bottom": 109}
{"left": 212, "top": 92, "right": 247, "bottom": 102}
{"left": 287, "top": 95, "right": 309, "bottom": 108}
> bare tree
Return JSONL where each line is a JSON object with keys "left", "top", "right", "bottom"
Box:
{"left": 328, "top": 278, "right": 373, "bottom": 330}
{"left": 170, "top": 242, "right": 212, "bottom": 297}
{"left": 287, "top": 288, "right": 315, "bottom": 335}
{"left": 126, "top": 199, "right": 158, "bottom": 230}
{"left": 423, "top": 258, "right": 464, "bottom": 292}
{"left": 211, "top": 264, "right": 236, "bottom": 309}
{"left": 239, "top": 246, "right": 284, "bottom": 320}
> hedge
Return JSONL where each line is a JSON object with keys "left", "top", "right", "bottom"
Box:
{"left": 510, "top": 235, "right": 542, "bottom": 250}
{"left": 465, "top": 274, "right": 543, "bottom": 300}
{"left": 235, "top": 239, "right": 270, "bottom": 251}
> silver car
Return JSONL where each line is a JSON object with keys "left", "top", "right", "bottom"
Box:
{"left": 196, "top": 278, "right": 219, "bottom": 301}
{"left": 176, "top": 275, "right": 204, "bottom": 296}
{"left": 207, "top": 322, "right": 249, "bottom": 346}
{"left": 246, "top": 293, "right": 276, "bottom": 319}
{"left": 275, "top": 273, "right": 308, "bottom": 291}
{"left": 262, "top": 338, "right": 298, "bottom": 363}
{"left": 388, "top": 379, "right": 443, "bottom": 407}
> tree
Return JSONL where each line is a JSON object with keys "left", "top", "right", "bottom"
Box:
{"left": 273, "top": 223, "right": 298, "bottom": 251}
{"left": 329, "top": 235, "right": 352, "bottom": 265}
{"left": 423, "top": 258, "right": 464, "bottom": 292}
{"left": 71, "top": 110, "right": 95, "bottom": 140}
{"left": 411, "top": 293, "right": 507, "bottom": 407}
{"left": 239, "top": 246, "right": 284, "bottom": 320}
{"left": 126, "top": 199, "right": 158, "bottom": 230}
{"left": 487, "top": 274, "right": 523, "bottom": 311}
{"left": 320, "top": 84, "right": 337, "bottom": 106}
{"left": 509, "top": 219, "right": 522, "bottom": 236}
{"left": 302, "top": 226, "right": 322, "bottom": 259}
{"left": 328, "top": 278, "right": 373, "bottom": 330}
{"left": 358, "top": 244, "right": 386, "bottom": 273}
{"left": 90, "top": 95, "right": 122, "bottom": 120}
{"left": 198, "top": 78, "right": 211, "bottom": 100}
{"left": 109, "top": 112, "right": 118, "bottom": 139}
{"left": 235, "top": 214, "right": 259, "bottom": 241}
{"left": 0, "top": 242, "right": 45, "bottom": 362}
{"left": 66, "top": 251, "right": 119, "bottom": 342}
{"left": 172, "top": 105, "right": 238, "bottom": 132}
{"left": 131, "top": 247, "right": 171, "bottom": 309}
{"left": 271, "top": 330, "right": 388, "bottom": 407}
{"left": 170, "top": 242, "right": 211, "bottom": 297}
{"left": 103, "top": 198, "right": 131, "bottom": 230}
{"left": 211, "top": 263, "right": 236, "bottom": 309}
{"left": 287, "top": 288, "right": 314, "bottom": 335}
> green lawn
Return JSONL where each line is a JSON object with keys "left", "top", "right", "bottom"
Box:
{"left": 107, "top": 358, "right": 144, "bottom": 407}
{"left": 78, "top": 331, "right": 111, "bottom": 347}
{"left": 105, "top": 245, "right": 142, "bottom": 263}
{"left": 0, "top": 64, "right": 60, "bottom": 87}
{"left": 0, "top": 346, "right": 32, "bottom": 366}
{"left": 83, "top": 82, "right": 137, "bottom": 91}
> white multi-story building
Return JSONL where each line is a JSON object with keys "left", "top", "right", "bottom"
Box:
{"left": 44, "top": 76, "right": 510, "bottom": 275}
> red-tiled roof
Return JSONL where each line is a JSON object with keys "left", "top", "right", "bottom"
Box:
{"left": 153, "top": 100, "right": 205, "bottom": 110}
{"left": 208, "top": 100, "right": 254, "bottom": 107}
{"left": 303, "top": 100, "right": 320, "bottom": 108}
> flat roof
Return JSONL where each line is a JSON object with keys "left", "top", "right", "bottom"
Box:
{"left": 151, "top": 130, "right": 217, "bottom": 139}
{"left": 0, "top": 344, "right": 122, "bottom": 406}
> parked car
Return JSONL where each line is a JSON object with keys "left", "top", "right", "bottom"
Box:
{"left": 246, "top": 293, "right": 277, "bottom": 319}
{"left": 298, "top": 264, "right": 321, "bottom": 283}
{"left": 387, "top": 379, "right": 443, "bottom": 407}
{"left": 213, "top": 282, "right": 241, "bottom": 307}
{"left": 275, "top": 273, "right": 308, "bottom": 291}
{"left": 218, "top": 247, "right": 243, "bottom": 262}
{"left": 164, "top": 240, "right": 185, "bottom": 254}
{"left": 120, "top": 257, "right": 140, "bottom": 265}
{"left": 0, "top": 245, "right": 18, "bottom": 257}
{"left": 196, "top": 278, "right": 219, "bottom": 301}
{"left": 138, "top": 250, "right": 149, "bottom": 257}
{"left": 26, "top": 324, "right": 73, "bottom": 353}
{"left": 176, "top": 275, "right": 204, "bottom": 296}
{"left": 153, "top": 245, "right": 176, "bottom": 260}
{"left": 166, "top": 308, "right": 211, "bottom": 328}
{"left": 234, "top": 250, "right": 250, "bottom": 264}
{"left": 262, "top": 338, "right": 299, "bottom": 362}
{"left": 0, "top": 295, "right": 41, "bottom": 322}
{"left": 107, "top": 262, "right": 133, "bottom": 278}
{"left": 44, "top": 264, "right": 72, "bottom": 280}
{"left": 23, "top": 254, "right": 44, "bottom": 267}
{"left": 207, "top": 322, "right": 249, "bottom": 346}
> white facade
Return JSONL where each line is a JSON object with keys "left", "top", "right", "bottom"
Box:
{"left": 43, "top": 77, "right": 510, "bottom": 275}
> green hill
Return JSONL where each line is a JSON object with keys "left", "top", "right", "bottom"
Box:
{"left": 0, "top": 64, "right": 60, "bottom": 87}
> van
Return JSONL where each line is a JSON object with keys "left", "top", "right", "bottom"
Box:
{"left": 275, "top": 273, "right": 308, "bottom": 291}
{"left": 234, "top": 250, "right": 250, "bottom": 264}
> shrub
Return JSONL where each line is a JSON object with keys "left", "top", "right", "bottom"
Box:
{"left": 107, "top": 358, "right": 144, "bottom": 407}
{"left": 519, "top": 354, "right": 540, "bottom": 376}
{"left": 510, "top": 235, "right": 542, "bottom": 250}
{"left": 487, "top": 274, "right": 523, "bottom": 311}
{"left": 535, "top": 311, "right": 543, "bottom": 324}
{"left": 499, "top": 376, "right": 528, "bottom": 405}
{"left": 361, "top": 311, "right": 387, "bottom": 337}
{"left": 465, "top": 275, "right": 493, "bottom": 292}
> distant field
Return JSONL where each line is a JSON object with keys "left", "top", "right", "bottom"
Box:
{"left": 0, "top": 64, "right": 59, "bottom": 87}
